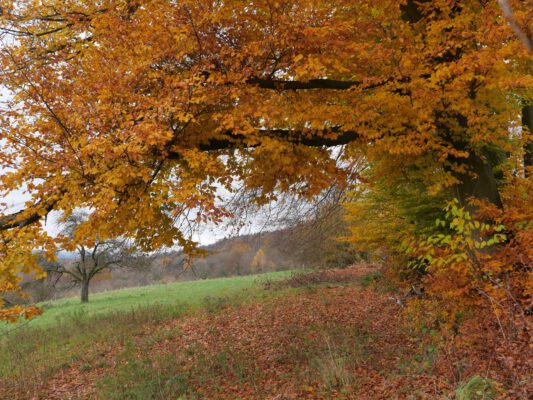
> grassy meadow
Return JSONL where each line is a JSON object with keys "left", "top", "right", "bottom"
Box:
{"left": 0, "top": 271, "right": 292, "bottom": 396}
{"left": 1, "top": 271, "right": 291, "bottom": 332}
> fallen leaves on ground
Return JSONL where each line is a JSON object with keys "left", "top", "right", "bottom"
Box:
{"left": 13, "top": 266, "right": 531, "bottom": 399}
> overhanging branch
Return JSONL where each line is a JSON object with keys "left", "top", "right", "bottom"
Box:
{"left": 497, "top": 0, "right": 533, "bottom": 52}
{"left": 168, "top": 127, "right": 360, "bottom": 157}
{"left": 246, "top": 77, "right": 383, "bottom": 90}
{"left": 1, "top": 127, "right": 361, "bottom": 231}
{"left": 0, "top": 201, "right": 55, "bottom": 232}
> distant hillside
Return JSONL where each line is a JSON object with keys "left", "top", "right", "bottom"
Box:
{"left": 14, "top": 223, "right": 362, "bottom": 304}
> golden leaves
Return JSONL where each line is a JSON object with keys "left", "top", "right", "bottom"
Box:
{"left": 0, "top": 304, "right": 42, "bottom": 323}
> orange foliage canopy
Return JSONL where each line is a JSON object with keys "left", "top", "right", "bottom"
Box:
{"left": 0, "top": 1, "right": 531, "bottom": 319}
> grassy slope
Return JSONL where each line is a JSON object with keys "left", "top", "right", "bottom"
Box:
{"left": 0, "top": 271, "right": 291, "bottom": 395}
{"left": 1, "top": 271, "right": 290, "bottom": 332}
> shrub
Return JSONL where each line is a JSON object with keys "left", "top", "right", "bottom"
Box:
{"left": 455, "top": 376, "right": 499, "bottom": 400}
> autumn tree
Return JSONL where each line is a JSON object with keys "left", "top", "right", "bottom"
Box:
{"left": 0, "top": 0, "right": 531, "bottom": 320}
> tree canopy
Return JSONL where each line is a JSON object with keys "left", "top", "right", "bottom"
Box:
{"left": 0, "top": 0, "right": 532, "bottom": 320}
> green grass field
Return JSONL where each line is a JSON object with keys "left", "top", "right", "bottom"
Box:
{"left": 1, "top": 270, "right": 291, "bottom": 332}
{"left": 0, "top": 271, "right": 293, "bottom": 394}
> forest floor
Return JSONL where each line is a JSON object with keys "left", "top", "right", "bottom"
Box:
{"left": 1, "top": 265, "right": 528, "bottom": 399}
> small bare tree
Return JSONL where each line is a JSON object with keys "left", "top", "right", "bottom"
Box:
{"left": 50, "top": 211, "right": 141, "bottom": 302}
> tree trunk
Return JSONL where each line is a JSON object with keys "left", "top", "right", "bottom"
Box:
{"left": 400, "top": 1, "right": 504, "bottom": 210}
{"left": 523, "top": 105, "right": 533, "bottom": 175}
{"left": 452, "top": 149, "right": 503, "bottom": 210}
{"left": 80, "top": 279, "right": 90, "bottom": 303}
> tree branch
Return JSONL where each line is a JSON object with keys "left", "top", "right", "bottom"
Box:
{"left": 0, "top": 201, "right": 55, "bottom": 231}
{"left": 246, "top": 77, "right": 386, "bottom": 90}
{"left": 168, "top": 127, "right": 360, "bottom": 158}
{"left": 0, "top": 128, "right": 360, "bottom": 230}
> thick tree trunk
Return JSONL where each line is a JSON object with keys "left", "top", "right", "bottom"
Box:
{"left": 401, "top": 1, "right": 503, "bottom": 210}
{"left": 80, "top": 280, "right": 90, "bottom": 303}
{"left": 453, "top": 149, "right": 503, "bottom": 210}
